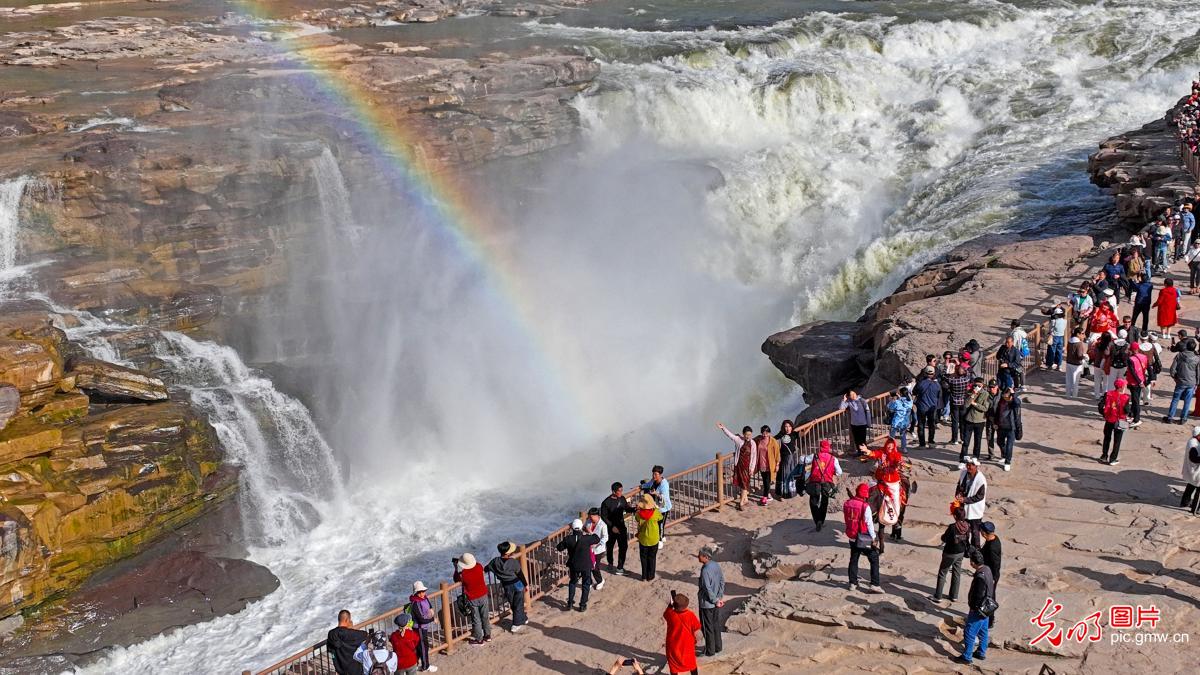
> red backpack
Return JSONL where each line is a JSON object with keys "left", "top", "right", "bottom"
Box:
{"left": 843, "top": 497, "right": 869, "bottom": 540}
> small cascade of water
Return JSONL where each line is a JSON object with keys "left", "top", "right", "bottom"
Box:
{"left": 310, "top": 147, "right": 363, "bottom": 244}
{"left": 44, "top": 297, "right": 344, "bottom": 545}
{"left": 0, "top": 175, "right": 31, "bottom": 272}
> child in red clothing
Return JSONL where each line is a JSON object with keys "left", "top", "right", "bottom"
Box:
{"left": 389, "top": 613, "right": 421, "bottom": 675}
{"left": 663, "top": 591, "right": 702, "bottom": 675}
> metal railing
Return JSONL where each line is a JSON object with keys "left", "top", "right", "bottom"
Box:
{"left": 248, "top": 319, "right": 1058, "bottom": 674}
{"left": 1181, "top": 142, "right": 1200, "bottom": 181}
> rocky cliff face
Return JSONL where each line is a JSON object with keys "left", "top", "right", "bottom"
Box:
{"left": 0, "top": 307, "right": 237, "bottom": 619}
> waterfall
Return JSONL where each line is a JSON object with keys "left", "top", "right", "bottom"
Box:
{"left": 310, "top": 147, "right": 363, "bottom": 244}
{"left": 46, "top": 298, "right": 343, "bottom": 545}
{"left": 0, "top": 175, "right": 30, "bottom": 272}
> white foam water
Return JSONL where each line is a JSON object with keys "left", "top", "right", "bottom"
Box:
{"left": 0, "top": 175, "right": 30, "bottom": 272}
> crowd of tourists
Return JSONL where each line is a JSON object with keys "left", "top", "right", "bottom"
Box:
{"left": 318, "top": 176, "right": 1200, "bottom": 675}
{"left": 1173, "top": 78, "right": 1200, "bottom": 154}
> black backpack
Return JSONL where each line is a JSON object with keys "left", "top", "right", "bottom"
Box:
{"left": 1110, "top": 345, "right": 1129, "bottom": 369}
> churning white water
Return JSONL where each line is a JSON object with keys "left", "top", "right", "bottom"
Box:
{"left": 0, "top": 176, "right": 30, "bottom": 273}
{"left": 61, "top": 0, "right": 1200, "bottom": 672}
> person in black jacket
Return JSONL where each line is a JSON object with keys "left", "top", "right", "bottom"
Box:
{"left": 486, "top": 541, "right": 529, "bottom": 631}
{"left": 556, "top": 519, "right": 601, "bottom": 612}
{"left": 981, "top": 522, "right": 1002, "bottom": 627}
{"left": 600, "top": 482, "right": 635, "bottom": 575}
{"left": 957, "top": 551, "right": 996, "bottom": 665}
{"left": 327, "top": 610, "right": 368, "bottom": 675}
{"left": 994, "top": 388, "right": 1023, "bottom": 472}
{"left": 933, "top": 509, "right": 971, "bottom": 602}
{"left": 995, "top": 336, "right": 1022, "bottom": 397}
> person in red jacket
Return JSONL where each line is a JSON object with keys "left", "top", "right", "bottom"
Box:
{"left": 663, "top": 591, "right": 702, "bottom": 675}
{"left": 452, "top": 552, "right": 492, "bottom": 645}
{"left": 1100, "top": 379, "right": 1132, "bottom": 466}
{"left": 844, "top": 482, "right": 882, "bottom": 593}
{"left": 389, "top": 613, "right": 422, "bottom": 675}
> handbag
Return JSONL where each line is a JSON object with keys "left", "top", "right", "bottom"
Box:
{"left": 978, "top": 595, "right": 1000, "bottom": 618}
{"left": 1116, "top": 419, "right": 1130, "bottom": 431}
{"left": 454, "top": 591, "right": 472, "bottom": 616}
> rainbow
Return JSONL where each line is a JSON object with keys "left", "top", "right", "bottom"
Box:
{"left": 228, "top": 1, "right": 595, "bottom": 438}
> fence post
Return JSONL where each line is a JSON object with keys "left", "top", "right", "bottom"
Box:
{"left": 439, "top": 581, "right": 454, "bottom": 655}
{"left": 714, "top": 453, "right": 724, "bottom": 510}
{"left": 517, "top": 544, "right": 531, "bottom": 608}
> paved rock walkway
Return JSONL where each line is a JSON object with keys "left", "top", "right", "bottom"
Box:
{"left": 441, "top": 245, "right": 1200, "bottom": 673}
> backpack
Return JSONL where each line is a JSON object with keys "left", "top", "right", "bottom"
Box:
{"left": 366, "top": 647, "right": 390, "bottom": 675}
{"left": 844, "top": 497, "right": 869, "bottom": 541}
{"left": 1110, "top": 345, "right": 1129, "bottom": 369}
{"left": 1019, "top": 337, "right": 1030, "bottom": 359}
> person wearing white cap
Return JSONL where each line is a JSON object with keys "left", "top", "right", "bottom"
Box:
{"left": 556, "top": 518, "right": 600, "bottom": 611}
{"left": 1041, "top": 305, "right": 1067, "bottom": 371}
{"left": 1103, "top": 286, "right": 1119, "bottom": 313}
{"left": 406, "top": 582, "right": 438, "bottom": 671}
{"left": 1181, "top": 426, "right": 1200, "bottom": 515}
{"left": 452, "top": 552, "right": 491, "bottom": 644}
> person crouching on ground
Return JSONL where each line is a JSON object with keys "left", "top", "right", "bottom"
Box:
{"left": 956, "top": 551, "right": 997, "bottom": 666}
{"left": 663, "top": 591, "right": 702, "bottom": 675}
{"left": 844, "top": 482, "right": 882, "bottom": 594}
{"left": 717, "top": 423, "right": 756, "bottom": 510}
{"left": 486, "top": 541, "right": 528, "bottom": 631}
{"left": 635, "top": 494, "right": 664, "bottom": 581}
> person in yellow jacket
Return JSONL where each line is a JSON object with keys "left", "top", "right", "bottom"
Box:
{"left": 755, "top": 425, "right": 781, "bottom": 505}
{"left": 635, "top": 493, "right": 663, "bottom": 581}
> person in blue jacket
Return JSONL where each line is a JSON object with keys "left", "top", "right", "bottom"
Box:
{"left": 913, "top": 366, "right": 942, "bottom": 447}
{"left": 887, "top": 388, "right": 914, "bottom": 452}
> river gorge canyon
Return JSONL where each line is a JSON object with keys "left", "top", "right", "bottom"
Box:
{"left": 1, "top": 0, "right": 1199, "bottom": 672}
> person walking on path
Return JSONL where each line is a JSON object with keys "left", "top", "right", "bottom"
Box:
{"left": 914, "top": 367, "right": 941, "bottom": 447}
{"left": 954, "top": 459, "right": 987, "bottom": 547}
{"left": 663, "top": 591, "right": 702, "bottom": 675}
{"left": 389, "top": 614, "right": 422, "bottom": 675}
{"left": 933, "top": 508, "right": 971, "bottom": 604}
{"left": 640, "top": 465, "right": 673, "bottom": 540}
{"left": 328, "top": 610, "right": 369, "bottom": 675}
{"left": 1105, "top": 335, "right": 1131, "bottom": 394}
{"left": 1065, "top": 330, "right": 1089, "bottom": 398}
{"left": 946, "top": 363, "right": 972, "bottom": 445}
{"left": 887, "top": 387, "right": 914, "bottom": 452}
{"left": 1070, "top": 282, "right": 1095, "bottom": 332}
{"left": 981, "top": 522, "right": 1002, "bottom": 628}
{"left": 1090, "top": 332, "right": 1114, "bottom": 399}
{"left": 486, "top": 542, "right": 528, "bottom": 631}
{"left": 1181, "top": 426, "right": 1200, "bottom": 514}
{"left": 983, "top": 379, "right": 1001, "bottom": 460}
{"left": 1047, "top": 306, "right": 1068, "bottom": 370}
{"left": 600, "top": 483, "right": 635, "bottom": 575}
{"left": 964, "top": 339, "right": 983, "bottom": 379}
{"left": 1154, "top": 278, "right": 1182, "bottom": 335}
{"left": 406, "top": 583, "right": 438, "bottom": 672}
{"left": 1126, "top": 343, "right": 1152, "bottom": 427}
{"left": 557, "top": 519, "right": 601, "bottom": 611}
{"left": 956, "top": 551, "right": 997, "bottom": 666}
{"left": 717, "top": 423, "right": 756, "bottom": 510}
{"left": 775, "top": 420, "right": 799, "bottom": 499}
{"left": 995, "top": 336, "right": 1022, "bottom": 393}
{"left": 635, "top": 494, "right": 664, "bottom": 581}
{"left": 1132, "top": 273, "right": 1154, "bottom": 333}
{"left": 802, "top": 439, "right": 842, "bottom": 531}
{"left": 354, "top": 630, "right": 398, "bottom": 675}
{"left": 1185, "top": 240, "right": 1200, "bottom": 295}
{"left": 1100, "top": 379, "right": 1132, "bottom": 466}
{"left": 696, "top": 547, "right": 725, "bottom": 656}
{"left": 992, "top": 388, "right": 1020, "bottom": 472}
{"left": 839, "top": 391, "right": 873, "bottom": 455}
{"left": 752, "top": 427, "right": 779, "bottom": 505}
{"left": 844, "top": 482, "right": 882, "bottom": 593}
{"left": 452, "top": 553, "right": 491, "bottom": 644}
{"left": 584, "top": 508, "right": 609, "bottom": 589}
{"left": 960, "top": 378, "right": 989, "bottom": 464}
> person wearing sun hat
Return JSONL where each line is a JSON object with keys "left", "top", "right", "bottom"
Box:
{"left": 405, "top": 582, "right": 438, "bottom": 672}
{"left": 452, "top": 552, "right": 491, "bottom": 645}
{"left": 635, "top": 493, "right": 664, "bottom": 581}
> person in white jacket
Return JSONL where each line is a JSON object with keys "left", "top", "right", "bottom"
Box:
{"left": 954, "top": 459, "right": 988, "bottom": 548}
{"left": 1181, "top": 426, "right": 1200, "bottom": 515}
{"left": 354, "top": 630, "right": 398, "bottom": 675}
{"left": 585, "top": 507, "right": 610, "bottom": 590}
